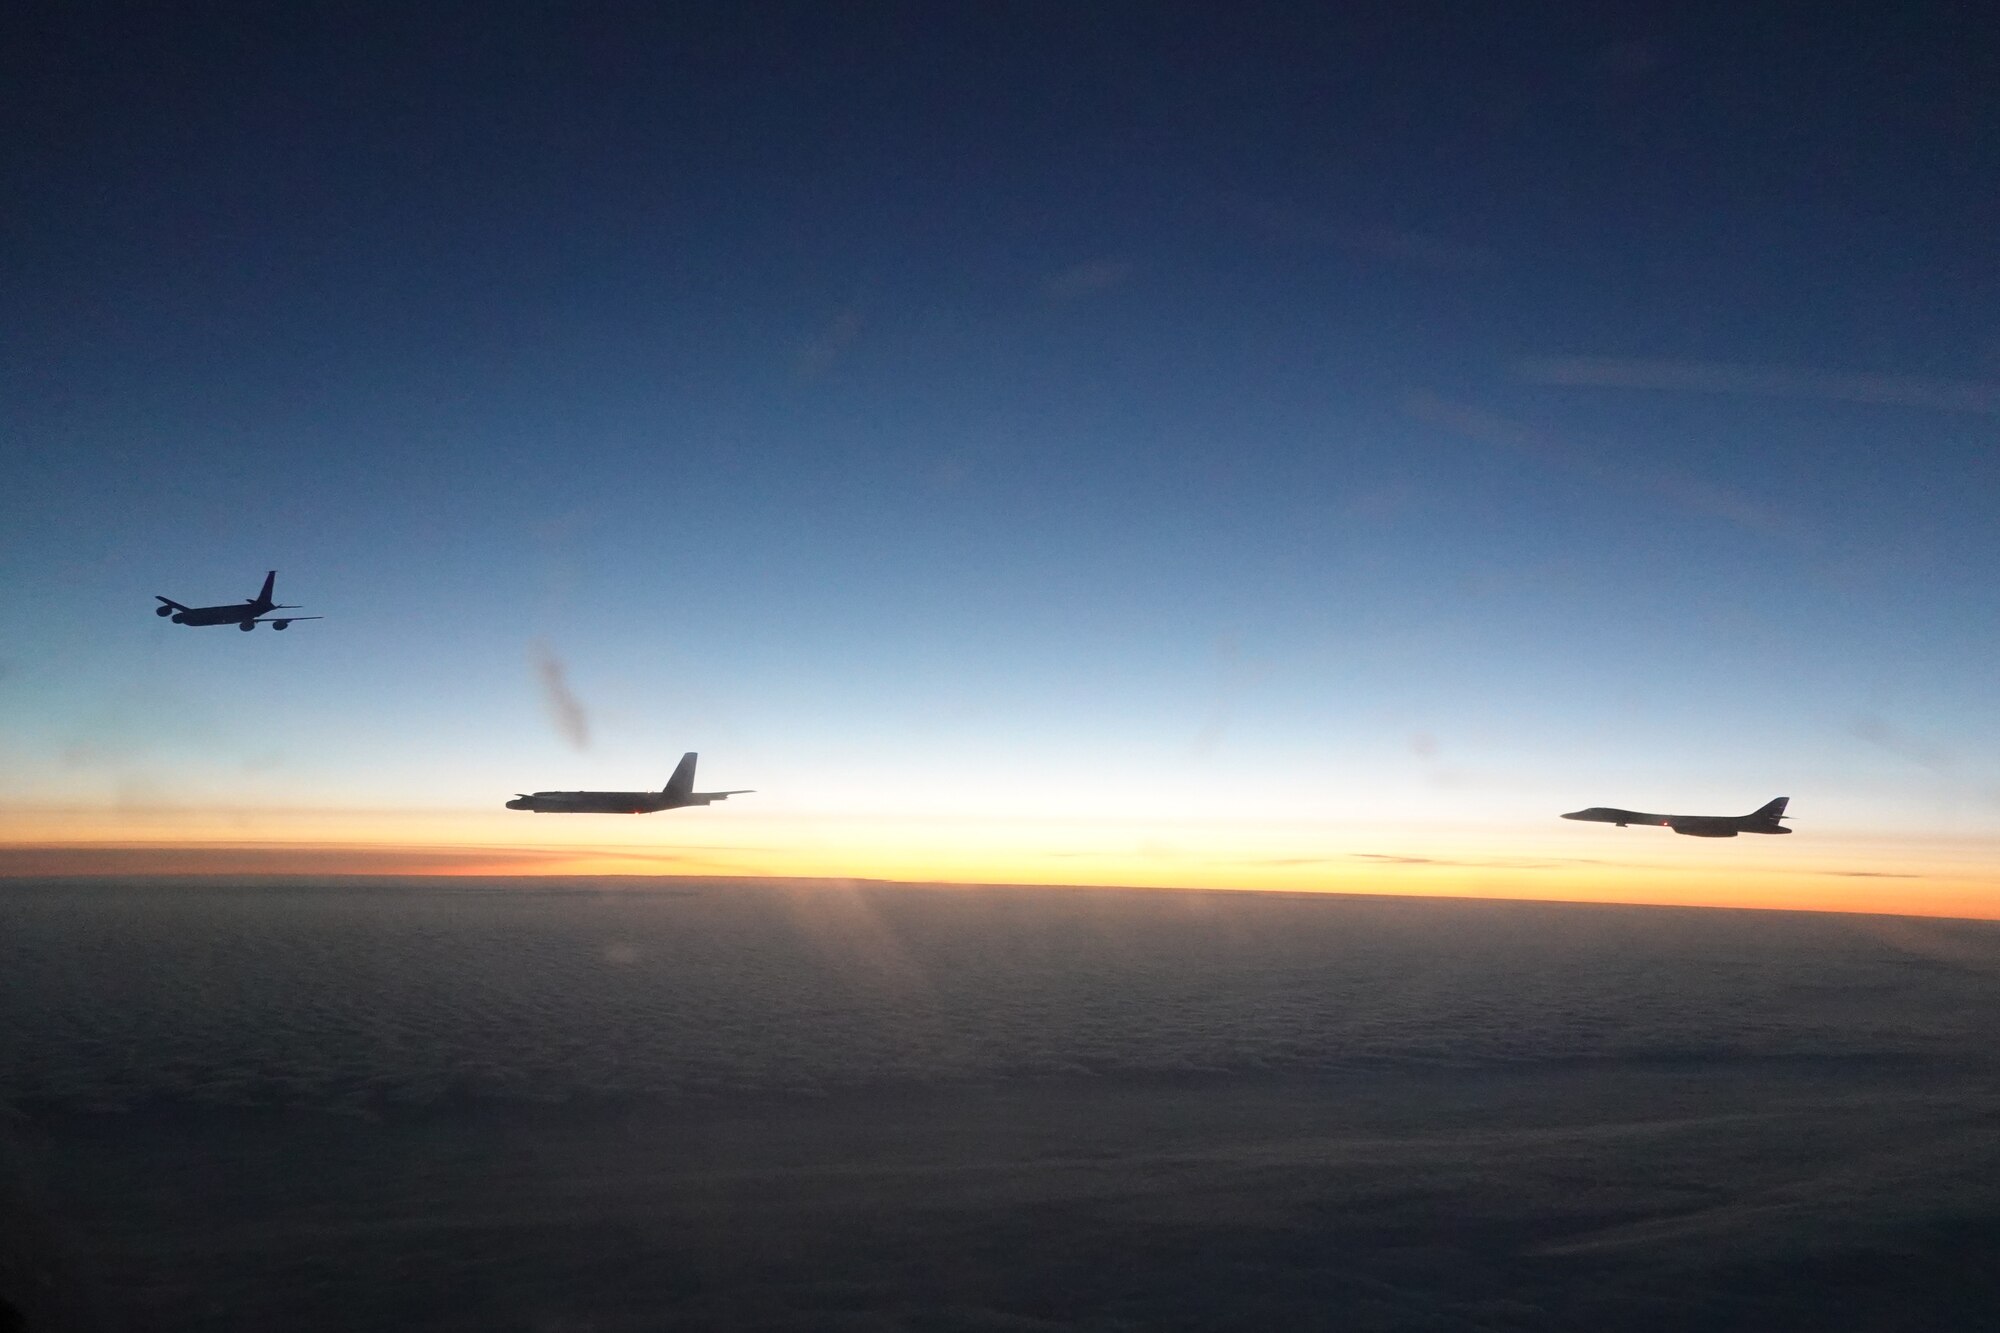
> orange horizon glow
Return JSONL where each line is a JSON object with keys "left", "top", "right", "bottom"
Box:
{"left": 5, "top": 829, "right": 2000, "bottom": 923}
{"left": 8, "top": 794, "right": 1999, "bottom": 921}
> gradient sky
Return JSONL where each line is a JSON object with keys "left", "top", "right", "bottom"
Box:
{"left": 4, "top": 4, "right": 1997, "bottom": 915}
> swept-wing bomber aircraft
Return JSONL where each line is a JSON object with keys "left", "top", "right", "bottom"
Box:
{"left": 155, "top": 571, "right": 320, "bottom": 631}
{"left": 506, "top": 752, "right": 752, "bottom": 813}
{"left": 1561, "top": 797, "right": 1791, "bottom": 838}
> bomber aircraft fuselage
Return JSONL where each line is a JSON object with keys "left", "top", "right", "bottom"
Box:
{"left": 1561, "top": 797, "right": 1791, "bottom": 838}
{"left": 506, "top": 752, "right": 751, "bottom": 814}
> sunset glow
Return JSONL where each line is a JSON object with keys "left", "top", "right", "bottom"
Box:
{"left": 8, "top": 801, "right": 1998, "bottom": 920}
{"left": 5, "top": 5, "right": 1997, "bottom": 927}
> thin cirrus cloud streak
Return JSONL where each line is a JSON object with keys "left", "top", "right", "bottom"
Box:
{"left": 529, "top": 640, "right": 591, "bottom": 750}
{"left": 0, "top": 844, "right": 586, "bottom": 877}
{"left": 1212, "top": 195, "right": 1496, "bottom": 272}
{"left": 798, "top": 308, "right": 863, "bottom": 379}
{"left": 1332, "top": 224, "right": 1495, "bottom": 272}
{"left": 0, "top": 843, "right": 744, "bottom": 878}
{"left": 1847, "top": 713, "right": 1955, "bottom": 777}
{"left": 1515, "top": 357, "right": 2000, "bottom": 415}
{"left": 1041, "top": 259, "right": 1133, "bottom": 303}
{"left": 1188, "top": 637, "right": 1270, "bottom": 759}
{"left": 1350, "top": 853, "right": 1584, "bottom": 870}
{"left": 1407, "top": 394, "right": 1810, "bottom": 546}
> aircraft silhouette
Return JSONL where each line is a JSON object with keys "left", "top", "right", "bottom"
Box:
{"left": 1562, "top": 797, "right": 1791, "bottom": 838}
{"left": 506, "top": 752, "right": 753, "bottom": 813}
{"left": 155, "top": 572, "right": 320, "bottom": 631}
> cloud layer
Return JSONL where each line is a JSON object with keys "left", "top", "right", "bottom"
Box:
{"left": 5, "top": 880, "right": 1997, "bottom": 1116}
{"left": 9, "top": 881, "right": 2000, "bottom": 1331}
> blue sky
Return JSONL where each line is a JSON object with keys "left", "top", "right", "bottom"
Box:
{"left": 3, "top": 4, "right": 1997, "bottom": 906}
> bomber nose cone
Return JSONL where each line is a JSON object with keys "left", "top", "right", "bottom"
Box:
{"left": 1561, "top": 809, "right": 1587, "bottom": 820}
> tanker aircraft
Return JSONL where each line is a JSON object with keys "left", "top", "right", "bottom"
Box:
{"left": 155, "top": 571, "right": 319, "bottom": 631}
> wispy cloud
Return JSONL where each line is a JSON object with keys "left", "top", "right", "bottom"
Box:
{"left": 1516, "top": 357, "right": 2000, "bottom": 415}
{"left": 798, "top": 308, "right": 863, "bottom": 379}
{"left": 1408, "top": 394, "right": 1810, "bottom": 545}
{"left": 0, "top": 843, "right": 739, "bottom": 877}
{"left": 529, "top": 640, "right": 590, "bottom": 750}
{"left": 1218, "top": 196, "right": 1496, "bottom": 272}
{"left": 1847, "top": 713, "right": 1954, "bottom": 776}
{"left": 1042, "top": 259, "right": 1133, "bottom": 302}
{"left": 1335, "top": 225, "right": 1494, "bottom": 271}
{"left": 1189, "top": 636, "right": 1270, "bottom": 759}
{"left": 1350, "top": 852, "right": 1616, "bottom": 871}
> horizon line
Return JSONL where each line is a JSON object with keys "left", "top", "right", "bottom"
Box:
{"left": 4, "top": 849, "right": 1997, "bottom": 927}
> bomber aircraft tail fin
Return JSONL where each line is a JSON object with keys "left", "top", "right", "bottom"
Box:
{"left": 664, "top": 752, "right": 698, "bottom": 799}
{"left": 251, "top": 571, "right": 276, "bottom": 606}
{"left": 1746, "top": 797, "right": 1790, "bottom": 828}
